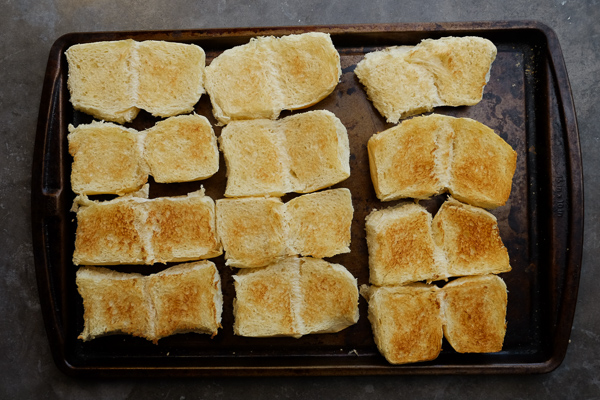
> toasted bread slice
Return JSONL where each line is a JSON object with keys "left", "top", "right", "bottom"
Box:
{"left": 145, "top": 191, "right": 222, "bottom": 264}
{"left": 73, "top": 189, "right": 221, "bottom": 265}
{"left": 368, "top": 114, "right": 452, "bottom": 201}
{"left": 76, "top": 267, "right": 152, "bottom": 341}
{"left": 220, "top": 110, "right": 349, "bottom": 197}
{"left": 440, "top": 275, "right": 507, "bottom": 353}
{"left": 298, "top": 258, "right": 359, "bottom": 334}
{"left": 135, "top": 40, "right": 205, "bottom": 118}
{"left": 407, "top": 36, "right": 497, "bottom": 106}
{"left": 282, "top": 110, "right": 350, "bottom": 193}
{"left": 146, "top": 261, "right": 222, "bottom": 341}
{"left": 65, "top": 40, "right": 139, "bottom": 124}
{"left": 68, "top": 121, "right": 148, "bottom": 195}
{"left": 144, "top": 114, "right": 219, "bottom": 183}
{"left": 447, "top": 117, "right": 517, "bottom": 208}
{"left": 367, "top": 114, "right": 515, "bottom": 208}
{"left": 233, "top": 257, "right": 358, "bottom": 337}
{"left": 354, "top": 46, "right": 442, "bottom": 123}
{"left": 271, "top": 33, "right": 341, "bottom": 111}
{"left": 216, "top": 197, "right": 289, "bottom": 268}
{"left": 220, "top": 119, "right": 291, "bottom": 197}
{"left": 205, "top": 32, "right": 340, "bottom": 124}
{"left": 432, "top": 197, "right": 511, "bottom": 277}
{"left": 233, "top": 258, "right": 301, "bottom": 337}
{"left": 365, "top": 203, "right": 447, "bottom": 286}
{"left": 362, "top": 284, "right": 443, "bottom": 365}
{"left": 285, "top": 188, "right": 353, "bottom": 258}
{"left": 66, "top": 40, "right": 205, "bottom": 123}
{"left": 73, "top": 196, "right": 148, "bottom": 265}
{"left": 355, "top": 36, "right": 496, "bottom": 123}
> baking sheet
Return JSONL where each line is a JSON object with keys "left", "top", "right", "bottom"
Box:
{"left": 31, "top": 21, "right": 583, "bottom": 376}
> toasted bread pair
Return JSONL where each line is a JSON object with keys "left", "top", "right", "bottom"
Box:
{"left": 205, "top": 32, "right": 341, "bottom": 124}
{"left": 216, "top": 188, "right": 353, "bottom": 268}
{"left": 365, "top": 198, "right": 510, "bottom": 286}
{"left": 368, "top": 114, "right": 517, "bottom": 208}
{"left": 66, "top": 40, "right": 205, "bottom": 123}
{"left": 355, "top": 36, "right": 497, "bottom": 123}
{"left": 362, "top": 274, "right": 507, "bottom": 364}
{"left": 220, "top": 110, "right": 350, "bottom": 197}
{"left": 233, "top": 257, "right": 359, "bottom": 337}
{"left": 73, "top": 188, "right": 221, "bottom": 265}
{"left": 76, "top": 261, "right": 222, "bottom": 342}
{"left": 68, "top": 115, "right": 219, "bottom": 195}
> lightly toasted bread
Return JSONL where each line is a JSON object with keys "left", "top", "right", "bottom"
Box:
{"left": 440, "top": 275, "right": 508, "bottom": 353}
{"left": 432, "top": 197, "right": 511, "bottom": 278}
{"left": 285, "top": 188, "right": 353, "bottom": 258}
{"left": 220, "top": 110, "right": 349, "bottom": 197}
{"left": 216, "top": 197, "right": 290, "bottom": 268}
{"left": 233, "top": 257, "right": 359, "bottom": 338}
{"left": 77, "top": 261, "right": 222, "bottom": 342}
{"left": 355, "top": 36, "right": 496, "bottom": 123}
{"left": 368, "top": 114, "right": 516, "bottom": 208}
{"left": 66, "top": 40, "right": 205, "bottom": 123}
{"left": 205, "top": 32, "right": 341, "bottom": 124}
{"left": 143, "top": 114, "right": 219, "bottom": 183}
{"left": 72, "top": 188, "right": 221, "bottom": 265}
{"left": 216, "top": 189, "right": 353, "bottom": 268}
{"left": 361, "top": 284, "right": 443, "bottom": 365}
{"left": 68, "top": 121, "right": 148, "bottom": 196}
{"left": 365, "top": 202, "right": 447, "bottom": 286}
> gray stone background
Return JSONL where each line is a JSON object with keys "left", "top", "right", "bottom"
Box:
{"left": 1, "top": 0, "right": 598, "bottom": 398}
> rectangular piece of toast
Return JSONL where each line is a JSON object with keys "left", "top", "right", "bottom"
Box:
{"left": 233, "top": 257, "right": 359, "bottom": 338}
{"left": 73, "top": 189, "right": 221, "bottom": 265}
{"left": 205, "top": 32, "right": 341, "bottom": 124}
{"left": 432, "top": 197, "right": 511, "bottom": 278}
{"left": 361, "top": 284, "right": 443, "bottom": 365}
{"left": 77, "top": 261, "right": 222, "bottom": 342}
{"left": 355, "top": 36, "right": 496, "bottom": 123}
{"left": 220, "top": 110, "right": 349, "bottom": 197}
{"left": 68, "top": 121, "right": 148, "bottom": 196}
{"left": 66, "top": 40, "right": 205, "bottom": 123}
{"left": 143, "top": 114, "right": 219, "bottom": 183}
{"left": 365, "top": 202, "right": 447, "bottom": 286}
{"left": 440, "top": 275, "right": 508, "bottom": 353}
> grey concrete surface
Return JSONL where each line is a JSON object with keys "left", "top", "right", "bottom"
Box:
{"left": 1, "top": 0, "right": 598, "bottom": 398}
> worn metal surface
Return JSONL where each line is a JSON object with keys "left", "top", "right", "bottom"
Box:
{"left": 31, "top": 22, "right": 582, "bottom": 377}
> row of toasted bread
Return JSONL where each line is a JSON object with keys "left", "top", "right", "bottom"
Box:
{"left": 76, "top": 257, "right": 507, "bottom": 358}
{"left": 69, "top": 109, "right": 350, "bottom": 198}
{"left": 67, "top": 34, "right": 496, "bottom": 126}
{"left": 72, "top": 188, "right": 353, "bottom": 266}
{"left": 76, "top": 257, "right": 359, "bottom": 342}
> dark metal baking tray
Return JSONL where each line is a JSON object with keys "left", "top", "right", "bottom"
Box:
{"left": 32, "top": 21, "right": 583, "bottom": 377}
